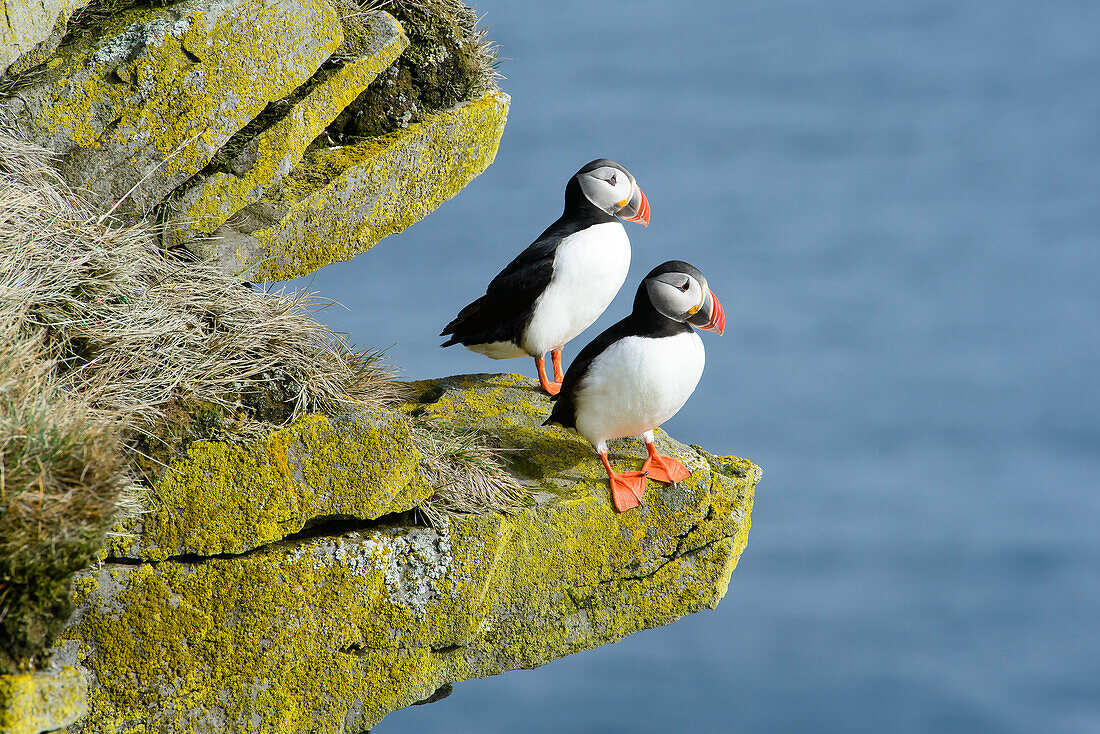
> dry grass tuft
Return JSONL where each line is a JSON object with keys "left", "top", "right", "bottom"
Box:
{"left": 413, "top": 424, "right": 527, "bottom": 527}
{"left": 0, "top": 126, "right": 398, "bottom": 671}
{"left": 0, "top": 323, "right": 127, "bottom": 668}
{"left": 0, "top": 324, "right": 125, "bottom": 569}
{"left": 0, "top": 132, "right": 399, "bottom": 429}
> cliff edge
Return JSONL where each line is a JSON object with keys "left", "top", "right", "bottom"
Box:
{"left": 0, "top": 1, "right": 760, "bottom": 731}
{"left": 47, "top": 374, "right": 758, "bottom": 733}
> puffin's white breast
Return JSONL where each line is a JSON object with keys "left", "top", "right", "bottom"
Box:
{"left": 521, "top": 222, "right": 630, "bottom": 355}
{"left": 572, "top": 331, "right": 705, "bottom": 446}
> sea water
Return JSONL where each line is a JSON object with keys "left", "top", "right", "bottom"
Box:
{"left": 286, "top": 1, "right": 1100, "bottom": 731}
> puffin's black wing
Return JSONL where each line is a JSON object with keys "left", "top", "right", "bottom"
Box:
{"left": 441, "top": 216, "right": 588, "bottom": 349}
{"left": 440, "top": 241, "right": 555, "bottom": 347}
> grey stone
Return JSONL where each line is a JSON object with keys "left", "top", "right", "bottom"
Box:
{"left": 0, "top": 0, "right": 343, "bottom": 215}
{"left": 51, "top": 374, "right": 760, "bottom": 732}
{"left": 0, "top": 0, "right": 88, "bottom": 77}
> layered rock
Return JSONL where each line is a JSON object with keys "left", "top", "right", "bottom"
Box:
{"left": 107, "top": 411, "right": 432, "bottom": 561}
{"left": 0, "top": 0, "right": 509, "bottom": 280}
{"left": 49, "top": 374, "right": 759, "bottom": 733}
{"left": 2, "top": 0, "right": 345, "bottom": 216}
{"left": 163, "top": 12, "right": 410, "bottom": 252}
{"left": 206, "top": 89, "right": 509, "bottom": 280}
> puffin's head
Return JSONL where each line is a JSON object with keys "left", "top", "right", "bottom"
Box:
{"left": 641, "top": 260, "right": 725, "bottom": 335}
{"left": 574, "top": 158, "right": 650, "bottom": 226}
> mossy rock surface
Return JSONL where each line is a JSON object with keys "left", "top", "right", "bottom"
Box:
{"left": 107, "top": 411, "right": 432, "bottom": 562}
{"left": 327, "top": 0, "right": 488, "bottom": 141}
{"left": 203, "top": 89, "right": 509, "bottom": 280}
{"left": 0, "top": 0, "right": 89, "bottom": 76}
{"left": 51, "top": 373, "right": 759, "bottom": 733}
{"left": 0, "top": 666, "right": 87, "bottom": 734}
{"left": 0, "top": 0, "right": 343, "bottom": 215}
{"left": 2, "top": 0, "right": 507, "bottom": 281}
{"left": 164, "top": 11, "right": 409, "bottom": 245}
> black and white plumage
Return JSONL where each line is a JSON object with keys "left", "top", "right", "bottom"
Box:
{"left": 545, "top": 260, "right": 725, "bottom": 512}
{"left": 440, "top": 159, "right": 650, "bottom": 395}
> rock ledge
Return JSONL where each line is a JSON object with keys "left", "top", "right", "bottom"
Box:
{"left": 45, "top": 374, "right": 758, "bottom": 733}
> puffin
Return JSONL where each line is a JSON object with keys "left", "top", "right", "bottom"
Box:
{"left": 440, "top": 158, "right": 650, "bottom": 395}
{"left": 544, "top": 260, "right": 725, "bottom": 512}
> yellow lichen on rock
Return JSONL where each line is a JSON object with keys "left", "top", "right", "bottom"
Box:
{"left": 212, "top": 90, "right": 510, "bottom": 280}
{"left": 0, "top": 666, "right": 87, "bottom": 734}
{"left": 406, "top": 372, "right": 644, "bottom": 486}
{"left": 54, "top": 374, "right": 759, "bottom": 733}
{"left": 109, "top": 411, "right": 432, "bottom": 561}
{"left": 0, "top": 0, "right": 88, "bottom": 76}
{"left": 1, "top": 0, "right": 344, "bottom": 215}
{"left": 169, "top": 12, "right": 410, "bottom": 247}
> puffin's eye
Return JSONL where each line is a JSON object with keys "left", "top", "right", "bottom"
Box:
{"left": 679, "top": 281, "right": 691, "bottom": 292}
{"left": 608, "top": 174, "right": 617, "bottom": 186}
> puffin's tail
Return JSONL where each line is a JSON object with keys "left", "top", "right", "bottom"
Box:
{"left": 543, "top": 394, "right": 573, "bottom": 429}
{"left": 439, "top": 314, "right": 467, "bottom": 348}
{"left": 440, "top": 294, "right": 492, "bottom": 348}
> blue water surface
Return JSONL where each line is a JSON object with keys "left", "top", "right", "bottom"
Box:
{"left": 285, "top": 1, "right": 1100, "bottom": 731}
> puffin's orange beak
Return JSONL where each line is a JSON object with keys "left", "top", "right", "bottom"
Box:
{"left": 689, "top": 288, "right": 725, "bottom": 335}
{"left": 618, "top": 183, "right": 650, "bottom": 226}
{"left": 703, "top": 291, "right": 725, "bottom": 335}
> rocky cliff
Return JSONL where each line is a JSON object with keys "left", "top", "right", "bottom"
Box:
{"left": 0, "top": 1, "right": 760, "bottom": 731}
{"left": 1, "top": 0, "right": 507, "bottom": 280}
{"left": 42, "top": 374, "right": 758, "bottom": 733}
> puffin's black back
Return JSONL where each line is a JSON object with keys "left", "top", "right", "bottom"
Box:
{"left": 440, "top": 167, "right": 618, "bottom": 349}
{"left": 544, "top": 266, "right": 694, "bottom": 429}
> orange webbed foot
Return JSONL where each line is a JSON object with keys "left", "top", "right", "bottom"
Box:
{"left": 600, "top": 449, "right": 647, "bottom": 511}
{"left": 643, "top": 440, "right": 692, "bottom": 484}
{"left": 609, "top": 471, "right": 647, "bottom": 511}
{"left": 642, "top": 454, "right": 692, "bottom": 484}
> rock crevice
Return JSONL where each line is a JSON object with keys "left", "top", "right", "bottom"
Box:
{"left": 102, "top": 509, "right": 428, "bottom": 568}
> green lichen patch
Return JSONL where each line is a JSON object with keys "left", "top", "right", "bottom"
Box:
{"left": 55, "top": 373, "right": 759, "bottom": 733}
{"left": 215, "top": 89, "right": 508, "bottom": 280}
{"left": 0, "top": 0, "right": 344, "bottom": 215}
{"left": 0, "top": 666, "right": 88, "bottom": 734}
{"left": 109, "top": 411, "right": 432, "bottom": 560}
{"left": 165, "top": 11, "right": 409, "bottom": 248}
{"left": 404, "top": 372, "right": 668, "bottom": 491}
